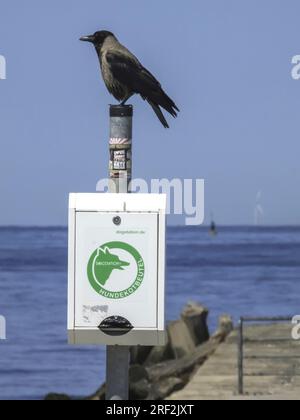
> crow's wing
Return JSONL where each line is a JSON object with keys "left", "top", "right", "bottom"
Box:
{"left": 106, "top": 51, "right": 179, "bottom": 128}
{"left": 106, "top": 51, "right": 162, "bottom": 95}
{"left": 106, "top": 51, "right": 179, "bottom": 117}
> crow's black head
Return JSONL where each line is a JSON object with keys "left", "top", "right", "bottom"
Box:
{"left": 80, "top": 30, "right": 114, "bottom": 46}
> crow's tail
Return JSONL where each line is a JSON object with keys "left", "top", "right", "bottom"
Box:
{"left": 147, "top": 99, "right": 170, "bottom": 128}
{"left": 146, "top": 87, "right": 179, "bottom": 127}
{"left": 157, "top": 90, "right": 180, "bottom": 118}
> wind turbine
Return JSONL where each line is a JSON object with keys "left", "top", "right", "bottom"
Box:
{"left": 254, "top": 191, "right": 264, "bottom": 226}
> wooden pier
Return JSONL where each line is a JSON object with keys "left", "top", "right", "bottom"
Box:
{"left": 169, "top": 323, "right": 300, "bottom": 400}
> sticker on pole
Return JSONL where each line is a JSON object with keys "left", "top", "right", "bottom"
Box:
{"left": 87, "top": 241, "right": 145, "bottom": 299}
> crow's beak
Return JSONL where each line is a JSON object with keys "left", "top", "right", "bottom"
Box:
{"left": 80, "top": 35, "right": 95, "bottom": 43}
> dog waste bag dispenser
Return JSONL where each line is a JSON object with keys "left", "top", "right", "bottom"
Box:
{"left": 68, "top": 193, "right": 167, "bottom": 346}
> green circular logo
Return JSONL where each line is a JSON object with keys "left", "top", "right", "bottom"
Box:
{"left": 87, "top": 241, "right": 145, "bottom": 299}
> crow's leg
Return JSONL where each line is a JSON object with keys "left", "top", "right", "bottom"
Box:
{"left": 120, "top": 93, "right": 134, "bottom": 106}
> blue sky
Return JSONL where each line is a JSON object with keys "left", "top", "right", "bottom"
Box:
{"left": 0, "top": 0, "right": 300, "bottom": 225}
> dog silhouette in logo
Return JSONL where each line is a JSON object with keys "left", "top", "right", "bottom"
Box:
{"left": 94, "top": 247, "right": 130, "bottom": 286}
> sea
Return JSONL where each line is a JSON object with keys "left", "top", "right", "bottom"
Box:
{"left": 0, "top": 226, "right": 299, "bottom": 400}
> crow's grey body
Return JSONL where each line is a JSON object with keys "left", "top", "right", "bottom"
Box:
{"left": 99, "top": 36, "right": 133, "bottom": 101}
{"left": 80, "top": 31, "right": 179, "bottom": 128}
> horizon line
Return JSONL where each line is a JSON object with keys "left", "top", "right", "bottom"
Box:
{"left": 0, "top": 224, "right": 299, "bottom": 229}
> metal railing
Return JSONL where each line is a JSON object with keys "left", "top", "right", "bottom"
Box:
{"left": 238, "top": 316, "right": 293, "bottom": 395}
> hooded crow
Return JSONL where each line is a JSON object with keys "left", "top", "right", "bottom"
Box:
{"left": 80, "top": 30, "right": 179, "bottom": 128}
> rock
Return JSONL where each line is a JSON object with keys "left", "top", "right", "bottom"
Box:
{"left": 148, "top": 377, "right": 184, "bottom": 400}
{"left": 212, "top": 314, "right": 233, "bottom": 343}
{"left": 45, "top": 393, "right": 71, "bottom": 401}
{"left": 181, "top": 302, "right": 210, "bottom": 346}
{"left": 168, "top": 319, "right": 196, "bottom": 359}
{"left": 130, "top": 346, "right": 153, "bottom": 365}
{"left": 145, "top": 338, "right": 173, "bottom": 366}
{"left": 129, "top": 379, "right": 151, "bottom": 400}
{"left": 128, "top": 365, "right": 151, "bottom": 400}
{"left": 129, "top": 364, "right": 149, "bottom": 383}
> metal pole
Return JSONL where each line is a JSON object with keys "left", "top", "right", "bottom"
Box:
{"left": 238, "top": 318, "right": 244, "bottom": 395}
{"left": 106, "top": 104, "right": 133, "bottom": 400}
{"left": 108, "top": 105, "right": 133, "bottom": 194}
{"left": 106, "top": 345, "right": 130, "bottom": 400}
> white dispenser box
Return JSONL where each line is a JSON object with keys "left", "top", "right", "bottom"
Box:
{"left": 68, "top": 193, "right": 166, "bottom": 346}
